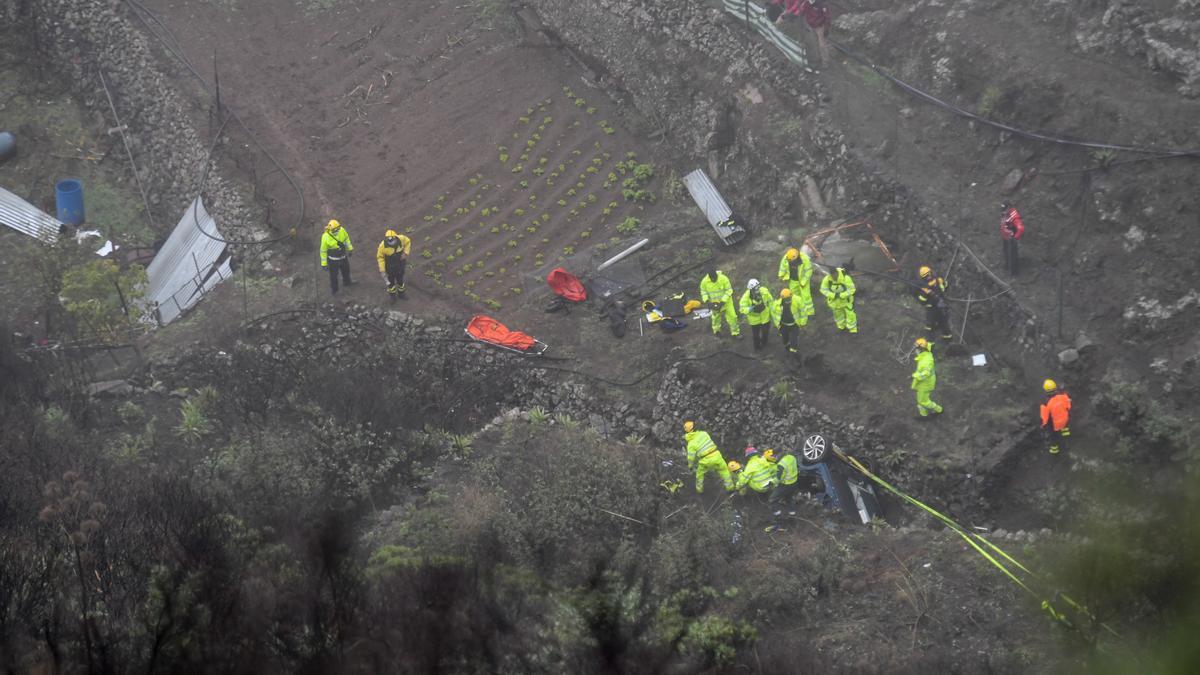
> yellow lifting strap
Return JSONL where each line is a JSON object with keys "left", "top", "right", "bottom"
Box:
{"left": 839, "top": 453, "right": 1118, "bottom": 639}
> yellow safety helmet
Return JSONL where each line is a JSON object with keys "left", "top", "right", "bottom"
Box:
{"left": 780, "top": 288, "right": 792, "bottom": 299}
{"left": 683, "top": 420, "right": 695, "bottom": 433}
{"left": 763, "top": 449, "right": 776, "bottom": 462}
{"left": 727, "top": 460, "right": 742, "bottom": 473}
{"left": 326, "top": 219, "right": 341, "bottom": 232}
{"left": 385, "top": 229, "right": 399, "bottom": 239}
{"left": 1043, "top": 379, "right": 1058, "bottom": 393}
{"left": 914, "top": 337, "right": 929, "bottom": 350}
{"left": 919, "top": 265, "right": 932, "bottom": 279}
{"left": 785, "top": 247, "right": 800, "bottom": 261}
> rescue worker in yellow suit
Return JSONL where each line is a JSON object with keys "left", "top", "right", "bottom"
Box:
{"left": 766, "top": 449, "right": 800, "bottom": 532}
{"left": 772, "top": 287, "right": 805, "bottom": 355}
{"left": 739, "top": 278, "right": 774, "bottom": 350}
{"left": 911, "top": 337, "right": 943, "bottom": 418}
{"left": 376, "top": 229, "right": 411, "bottom": 299}
{"left": 699, "top": 269, "right": 740, "bottom": 337}
{"left": 735, "top": 446, "right": 778, "bottom": 496}
{"left": 320, "top": 219, "right": 354, "bottom": 294}
{"left": 777, "top": 247, "right": 815, "bottom": 319}
{"left": 683, "top": 421, "right": 733, "bottom": 494}
{"left": 819, "top": 266, "right": 857, "bottom": 333}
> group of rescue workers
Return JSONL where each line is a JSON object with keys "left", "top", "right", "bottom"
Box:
{"left": 318, "top": 219, "right": 412, "bottom": 300}
{"left": 318, "top": 200, "right": 1071, "bottom": 534}
{"left": 682, "top": 420, "right": 803, "bottom": 533}
{"left": 682, "top": 202, "right": 1070, "bottom": 530}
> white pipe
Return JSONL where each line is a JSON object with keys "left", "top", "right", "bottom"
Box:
{"left": 597, "top": 238, "right": 649, "bottom": 272}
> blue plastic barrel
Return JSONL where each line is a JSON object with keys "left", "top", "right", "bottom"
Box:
{"left": 0, "top": 131, "right": 15, "bottom": 163}
{"left": 55, "top": 179, "right": 85, "bottom": 225}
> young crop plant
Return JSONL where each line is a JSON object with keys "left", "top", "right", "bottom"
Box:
{"left": 617, "top": 216, "right": 641, "bottom": 234}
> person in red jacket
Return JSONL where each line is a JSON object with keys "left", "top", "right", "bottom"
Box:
{"left": 1040, "top": 379, "right": 1072, "bottom": 454}
{"left": 1001, "top": 203, "right": 1025, "bottom": 277}
{"left": 768, "top": 0, "right": 802, "bottom": 23}
{"left": 799, "top": 0, "right": 832, "bottom": 62}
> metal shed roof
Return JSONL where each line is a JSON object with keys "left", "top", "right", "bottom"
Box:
{"left": 145, "top": 197, "right": 229, "bottom": 325}
{"left": 0, "top": 186, "right": 61, "bottom": 244}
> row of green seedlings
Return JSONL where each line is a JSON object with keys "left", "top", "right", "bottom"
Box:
{"left": 408, "top": 94, "right": 656, "bottom": 307}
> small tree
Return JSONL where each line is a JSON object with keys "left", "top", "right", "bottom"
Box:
{"left": 59, "top": 259, "right": 147, "bottom": 343}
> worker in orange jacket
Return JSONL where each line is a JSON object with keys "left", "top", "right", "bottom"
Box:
{"left": 1040, "top": 379, "right": 1072, "bottom": 454}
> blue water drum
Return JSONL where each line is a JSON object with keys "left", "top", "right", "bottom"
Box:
{"left": 55, "top": 178, "right": 85, "bottom": 225}
{"left": 0, "top": 131, "right": 15, "bottom": 163}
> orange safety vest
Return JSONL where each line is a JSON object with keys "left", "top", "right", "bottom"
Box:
{"left": 1040, "top": 393, "right": 1071, "bottom": 431}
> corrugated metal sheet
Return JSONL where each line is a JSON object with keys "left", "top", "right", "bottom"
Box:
{"left": 683, "top": 169, "right": 733, "bottom": 226}
{"left": 721, "top": 0, "right": 808, "bottom": 67}
{"left": 145, "top": 197, "right": 228, "bottom": 325}
{"left": 0, "top": 186, "right": 61, "bottom": 244}
{"left": 683, "top": 169, "right": 747, "bottom": 246}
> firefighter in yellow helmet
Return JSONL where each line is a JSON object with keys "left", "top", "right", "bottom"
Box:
{"left": 911, "top": 338, "right": 943, "bottom": 418}
{"left": 777, "top": 247, "right": 815, "bottom": 319}
{"left": 320, "top": 219, "right": 354, "bottom": 294}
{"left": 377, "top": 229, "right": 411, "bottom": 299}
{"left": 766, "top": 448, "right": 800, "bottom": 532}
{"left": 772, "top": 287, "right": 805, "bottom": 355}
{"left": 683, "top": 421, "right": 734, "bottom": 493}
{"left": 917, "top": 265, "right": 952, "bottom": 341}
{"left": 820, "top": 266, "right": 857, "bottom": 333}
{"left": 1040, "top": 379, "right": 1072, "bottom": 454}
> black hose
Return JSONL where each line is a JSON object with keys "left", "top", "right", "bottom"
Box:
{"left": 830, "top": 41, "right": 1200, "bottom": 159}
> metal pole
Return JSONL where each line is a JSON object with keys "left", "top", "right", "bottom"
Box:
{"left": 597, "top": 238, "right": 650, "bottom": 271}
{"left": 958, "top": 293, "right": 972, "bottom": 345}
{"left": 98, "top": 69, "right": 156, "bottom": 232}
{"left": 242, "top": 252, "right": 250, "bottom": 334}
{"left": 1057, "top": 270, "right": 1064, "bottom": 340}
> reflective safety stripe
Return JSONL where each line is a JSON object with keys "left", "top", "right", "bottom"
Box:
{"left": 696, "top": 439, "right": 716, "bottom": 456}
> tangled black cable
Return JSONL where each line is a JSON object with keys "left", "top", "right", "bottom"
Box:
{"left": 830, "top": 41, "right": 1200, "bottom": 159}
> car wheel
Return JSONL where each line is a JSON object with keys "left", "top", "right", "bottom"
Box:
{"left": 802, "top": 433, "right": 828, "bottom": 465}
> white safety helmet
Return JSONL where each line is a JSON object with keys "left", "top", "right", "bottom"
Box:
{"left": 747, "top": 278, "right": 761, "bottom": 290}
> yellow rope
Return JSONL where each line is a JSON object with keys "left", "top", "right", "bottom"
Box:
{"left": 841, "top": 454, "right": 1115, "bottom": 636}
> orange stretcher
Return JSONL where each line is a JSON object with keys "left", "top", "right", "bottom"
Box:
{"left": 465, "top": 315, "right": 549, "bottom": 355}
